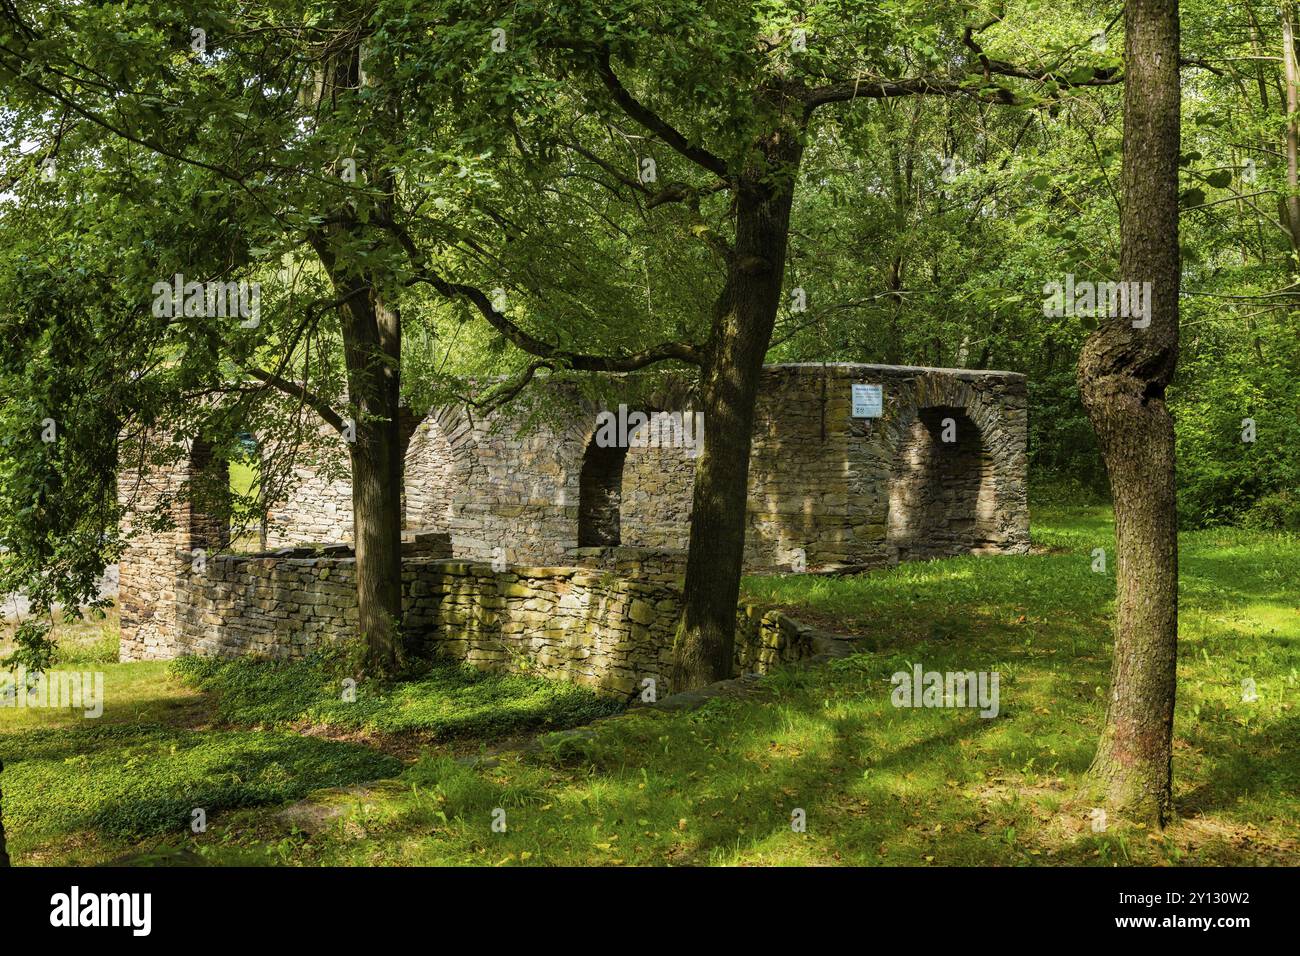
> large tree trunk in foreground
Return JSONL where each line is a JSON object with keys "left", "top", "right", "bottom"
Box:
{"left": 673, "top": 126, "right": 803, "bottom": 690}
{"left": 310, "top": 238, "right": 405, "bottom": 678}
{"left": 310, "top": 37, "right": 406, "bottom": 678}
{"left": 342, "top": 293, "right": 405, "bottom": 678}
{"left": 1076, "top": 0, "right": 1181, "bottom": 825}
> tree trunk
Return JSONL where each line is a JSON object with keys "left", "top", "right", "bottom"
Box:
{"left": 341, "top": 292, "right": 405, "bottom": 677}
{"left": 672, "top": 126, "right": 803, "bottom": 690}
{"left": 1076, "top": 0, "right": 1181, "bottom": 826}
{"left": 310, "top": 37, "right": 406, "bottom": 678}
{"left": 1282, "top": 1, "right": 1300, "bottom": 256}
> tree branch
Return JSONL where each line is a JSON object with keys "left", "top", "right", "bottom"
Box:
{"left": 562, "top": 139, "right": 728, "bottom": 209}
{"left": 372, "top": 212, "right": 705, "bottom": 371}
{"left": 245, "top": 367, "right": 347, "bottom": 435}
{"left": 805, "top": 75, "right": 1018, "bottom": 110}
{"left": 594, "top": 50, "right": 731, "bottom": 179}
{"left": 408, "top": 269, "right": 703, "bottom": 371}
{"left": 807, "top": 21, "right": 1123, "bottom": 114}
{"left": 463, "top": 360, "right": 557, "bottom": 411}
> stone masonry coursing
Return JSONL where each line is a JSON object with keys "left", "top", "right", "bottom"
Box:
{"left": 263, "top": 408, "right": 423, "bottom": 547}
{"left": 261, "top": 363, "right": 1028, "bottom": 571}
{"left": 117, "top": 436, "right": 230, "bottom": 661}
{"left": 769, "top": 364, "right": 1029, "bottom": 569}
{"left": 117, "top": 362, "right": 1028, "bottom": 676}
{"left": 160, "top": 545, "right": 807, "bottom": 697}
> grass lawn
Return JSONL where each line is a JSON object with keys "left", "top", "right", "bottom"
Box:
{"left": 0, "top": 617, "right": 620, "bottom": 864}
{"left": 2, "top": 505, "right": 1296, "bottom": 865}
{"left": 170, "top": 654, "right": 623, "bottom": 740}
{"left": 227, "top": 457, "right": 262, "bottom": 552}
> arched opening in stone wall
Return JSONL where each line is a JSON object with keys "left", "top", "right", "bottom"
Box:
{"left": 187, "top": 438, "right": 232, "bottom": 556}
{"left": 228, "top": 432, "right": 264, "bottom": 551}
{"left": 578, "top": 436, "right": 629, "bottom": 547}
{"left": 886, "top": 406, "right": 997, "bottom": 561}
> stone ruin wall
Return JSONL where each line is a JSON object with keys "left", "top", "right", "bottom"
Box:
{"left": 619, "top": 444, "right": 695, "bottom": 551}
{"left": 170, "top": 533, "right": 452, "bottom": 659}
{"left": 263, "top": 408, "right": 424, "bottom": 547}
{"left": 265, "top": 454, "right": 353, "bottom": 547}
{"left": 783, "top": 363, "right": 1029, "bottom": 569}
{"left": 116, "top": 363, "right": 1028, "bottom": 682}
{"left": 160, "top": 544, "right": 808, "bottom": 697}
{"left": 117, "top": 436, "right": 230, "bottom": 662}
{"left": 392, "top": 401, "right": 702, "bottom": 565}
{"left": 260, "top": 364, "right": 1028, "bottom": 572}
{"left": 888, "top": 407, "right": 997, "bottom": 560}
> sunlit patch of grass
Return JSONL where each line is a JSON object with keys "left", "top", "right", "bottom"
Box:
{"left": 1, "top": 606, "right": 120, "bottom": 665}
{"left": 0, "top": 660, "right": 206, "bottom": 732}
{"left": 169, "top": 655, "right": 624, "bottom": 739}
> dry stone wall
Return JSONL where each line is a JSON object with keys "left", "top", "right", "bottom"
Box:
{"left": 169, "top": 534, "right": 451, "bottom": 659}
{"left": 752, "top": 364, "right": 1029, "bottom": 570}
{"left": 265, "top": 462, "right": 353, "bottom": 547}
{"left": 621, "top": 443, "right": 697, "bottom": 550}
{"left": 264, "top": 408, "right": 423, "bottom": 547}
{"left": 141, "top": 545, "right": 806, "bottom": 696}
{"left": 118, "top": 436, "right": 229, "bottom": 661}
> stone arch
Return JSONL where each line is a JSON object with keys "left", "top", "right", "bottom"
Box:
{"left": 882, "top": 373, "right": 1013, "bottom": 562}
{"left": 565, "top": 385, "right": 700, "bottom": 554}
{"left": 577, "top": 434, "right": 629, "bottom": 546}
{"left": 886, "top": 406, "right": 996, "bottom": 560}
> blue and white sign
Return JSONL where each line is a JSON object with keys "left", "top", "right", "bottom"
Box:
{"left": 851, "top": 384, "right": 883, "bottom": 418}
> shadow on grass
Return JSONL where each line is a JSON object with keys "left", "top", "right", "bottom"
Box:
{"left": 4, "top": 722, "right": 401, "bottom": 848}
{"left": 1175, "top": 712, "right": 1300, "bottom": 818}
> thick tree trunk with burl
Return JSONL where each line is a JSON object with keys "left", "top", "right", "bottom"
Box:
{"left": 672, "top": 127, "right": 803, "bottom": 691}
{"left": 1076, "top": 0, "right": 1181, "bottom": 826}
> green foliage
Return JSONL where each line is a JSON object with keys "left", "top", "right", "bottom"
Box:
{"left": 1172, "top": 332, "right": 1300, "bottom": 529}
{"left": 1241, "top": 490, "right": 1300, "bottom": 532}
{"left": 1027, "top": 370, "right": 1108, "bottom": 495}
{"left": 3, "top": 620, "right": 57, "bottom": 673}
